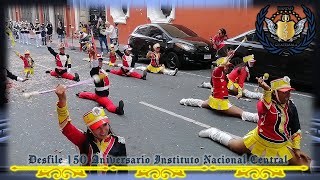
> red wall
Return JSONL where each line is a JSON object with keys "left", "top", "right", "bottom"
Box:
{"left": 107, "top": 6, "right": 309, "bottom": 45}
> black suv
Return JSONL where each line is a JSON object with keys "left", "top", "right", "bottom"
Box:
{"left": 223, "top": 29, "right": 314, "bottom": 86}
{"left": 128, "top": 23, "right": 216, "bottom": 69}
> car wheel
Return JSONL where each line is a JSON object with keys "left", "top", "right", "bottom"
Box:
{"left": 166, "top": 52, "right": 181, "bottom": 69}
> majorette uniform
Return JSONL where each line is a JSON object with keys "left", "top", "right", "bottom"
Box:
{"left": 227, "top": 54, "right": 262, "bottom": 99}
{"left": 243, "top": 77, "right": 301, "bottom": 160}
{"left": 15, "top": 50, "right": 34, "bottom": 78}
{"left": 77, "top": 58, "right": 124, "bottom": 115}
{"left": 208, "top": 57, "right": 232, "bottom": 110}
{"left": 180, "top": 57, "right": 258, "bottom": 122}
{"left": 146, "top": 51, "right": 165, "bottom": 73}
{"left": 57, "top": 105, "right": 127, "bottom": 169}
{"left": 110, "top": 47, "right": 147, "bottom": 80}
{"left": 108, "top": 44, "right": 117, "bottom": 66}
{"left": 46, "top": 44, "right": 80, "bottom": 81}
{"left": 145, "top": 43, "right": 177, "bottom": 76}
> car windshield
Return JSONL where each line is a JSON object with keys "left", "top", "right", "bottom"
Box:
{"left": 160, "top": 24, "right": 198, "bottom": 38}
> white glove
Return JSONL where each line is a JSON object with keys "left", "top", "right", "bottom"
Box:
{"left": 129, "top": 68, "right": 134, "bottom": 73}
{"left": 67, "top": 68, "right": 71, "bottom": 73}
{"left": 17, "top": 77, "right": 24, "bottom": 82}
{"left": 117, "top": 64, "right": 123, "bottom": 68}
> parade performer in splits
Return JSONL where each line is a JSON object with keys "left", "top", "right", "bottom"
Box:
{"left": 137, "top": 43, "right": 178, "bottom": 76}
{"left": 14, "top": 50, "right": 34, "bottom": 78}
{"left": 180, "top": 51, "right": 259, "bottom": 122}
{"left": 76, "top": 51, "right": 124, "bottom": 115}
{"left": 199, "top": 54, "right": 263, "bottom": 100}
{"left": 55, "top": 84, "right": 127, "bottom": 168}
{"left": 46, "top": 42, "right": 80, "bottom": 82}
{"left": 108, "top": 45, "right": 147, "bottom": 80}
{"left": 198, "top": 76, "right": 311, "bottom": 167}
{"left": 107, "top": 44, "right": 118, "bottom": 67}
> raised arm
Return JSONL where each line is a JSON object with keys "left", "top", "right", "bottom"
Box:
{"left": 47, "top": 45, "right": 58, "bottom": 57}
{"left": 55, "top": 84, "right": 86, "bottom": 148}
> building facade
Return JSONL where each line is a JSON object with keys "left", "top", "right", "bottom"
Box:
{"left": 6, "top": 1, "right": 308, "bottom": 45}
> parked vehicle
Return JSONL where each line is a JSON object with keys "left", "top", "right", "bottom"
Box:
{"left": 128, "top": 23, "right": 216, "bottom": 69}
{"left": 223, "top": 29, "right": 314, "bottom": 86}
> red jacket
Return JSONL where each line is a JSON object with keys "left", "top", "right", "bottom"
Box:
{"left": 122, "top": 55, "right": 132, "bottom": 67}
{"left": 19, "top": 55, "right": 33, "bottom": 68}
{"left": 256, "top": 91, "right": 301, "bottom": 148}
{"left": 109, "top": 50, "right": 116, "bottom": 63}
{"left": 211, "top": 66, "right": 228, "bottom": 99}
{"left": 227, "top": 66, "right": 249, "bottom": 89}
{"left": 57, "top": 104, "right": 127, "bottom": 167}
{"left": 213, "top": 34, "right": 226, "bottom": 50}
{"left": 149, "top": 52, "right": 161, "bottom": 67}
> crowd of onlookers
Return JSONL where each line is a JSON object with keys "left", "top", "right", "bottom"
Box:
{"left": 6, "top": 18, "right": 119, "bottom": 55}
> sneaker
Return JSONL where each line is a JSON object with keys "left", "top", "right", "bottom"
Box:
{"left": 173, "top": 68, "right": 178, "bottom": 76}
{"left": 105, "top": 69, "right": 110, "bottom": 72}
{"left": 179, "top": 98, "right": 187, "bottom": 105}
{"left": 73, "top": 73, "right": 80, "bottom": 82}
{"left": 197, "top": 82, "right": 206, "bottom": 88}
{"left": 142, "top": 70, "right": 147, "bottom": 80}
{"left": 45, "top": 70, "right": 51, "bottom": 74}
{"left": 199, "top": 128, "right": 217, "bottom": 138}
{"left": 115, "top": 100, "right": 124, "bottom": 115}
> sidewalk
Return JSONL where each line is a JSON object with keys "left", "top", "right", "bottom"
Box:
{"left": 49, "top": 34, "right": 126, "bottom": 52}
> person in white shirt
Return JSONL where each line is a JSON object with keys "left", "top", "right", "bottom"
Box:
{"left": 105, "top": 21, "right": 118, "bottom": 46}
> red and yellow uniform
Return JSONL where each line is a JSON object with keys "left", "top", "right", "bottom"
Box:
{"left": 108, "top": 44, "right": 117, "bottom": 66}
{"left": 208, "top": 57, "right": 232, "bottom": 110}
{"left": 146, "top": 51, "right": 165, "bottom": 73}
{"left": 15, "top": 50, "right": 34, "bottom": 75}
{"left": 243, "top": 77, "right": 300, "bottom": 159}
{"left": 57, "top": 105, "right": 127, "bottom": 167}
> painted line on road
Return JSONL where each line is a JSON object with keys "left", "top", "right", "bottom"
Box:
{"left": 179, "top": 71, "right": 313, "bottom": 98}
{"left": 140, "top": 101, "right": 241, "bottom": 139}
{"left": 140, "top": 101, "right": 211, "bottom": 128}
{"left": 35, "top": 63, "right": 51, "bottom": 70}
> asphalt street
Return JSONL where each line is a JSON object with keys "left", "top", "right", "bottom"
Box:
{"left": 6, "top": 40, "right": 314, "bottom": 166}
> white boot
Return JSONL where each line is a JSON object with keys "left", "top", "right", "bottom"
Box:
{"left": 163, "top": 68, "right": 178, "bottom": 76}
{"left": 180, "top": 98, "right": 203, "bottom": 107}
{"left": 136, "top": 66, "right": 147, "bottom": 71}
{"left": 241, "top": 111, "right": 259, "bottom": 123}
{"left": 199, "top": 127, "right": 233, "bottom": 146}
{"left": 243, "top": 89, "right": 263, "bottom": 99}
{"left": 198, "top": 82, "right": 212, "bottom": 89}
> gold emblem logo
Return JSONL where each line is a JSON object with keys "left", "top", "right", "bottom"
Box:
{"left": 276, "top": 15, "right": 295, "bottom": 41}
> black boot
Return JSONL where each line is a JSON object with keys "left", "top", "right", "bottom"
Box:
{"left": 45, "top": 70, "right": 51, "bottom": 74}
{"left": 73, "top": 73, "right": 80, "bottom": 82}
{"left": 141, "top": 70, "right": 147, "bottom": 80}
{"left": 105, "top": 69, "right": 110, "bottom": 72}
{"left": 115, "top": 100, "right": 124, "bottom": 115}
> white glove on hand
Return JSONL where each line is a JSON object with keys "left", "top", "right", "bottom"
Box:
{"left": 67, "top": 68, "right": 71, "bottom": 73}
{"left": 17, "top": 77, "right": 24, "bottom": 82}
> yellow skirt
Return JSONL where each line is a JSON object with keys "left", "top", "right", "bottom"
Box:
{"left": 243, "top": 128, "right": 293, "bottom": 160}
{"left": 147, "top": 64, "right": 165, "bottom": 73}
{"left": 227, "top": 80, "right": 240, "bottom": 90}
{"left": 208, "top": 95, "right": 232, "bottom": 110}
{"left": 24, "top": 67, "right": 34, "bottom": 74}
